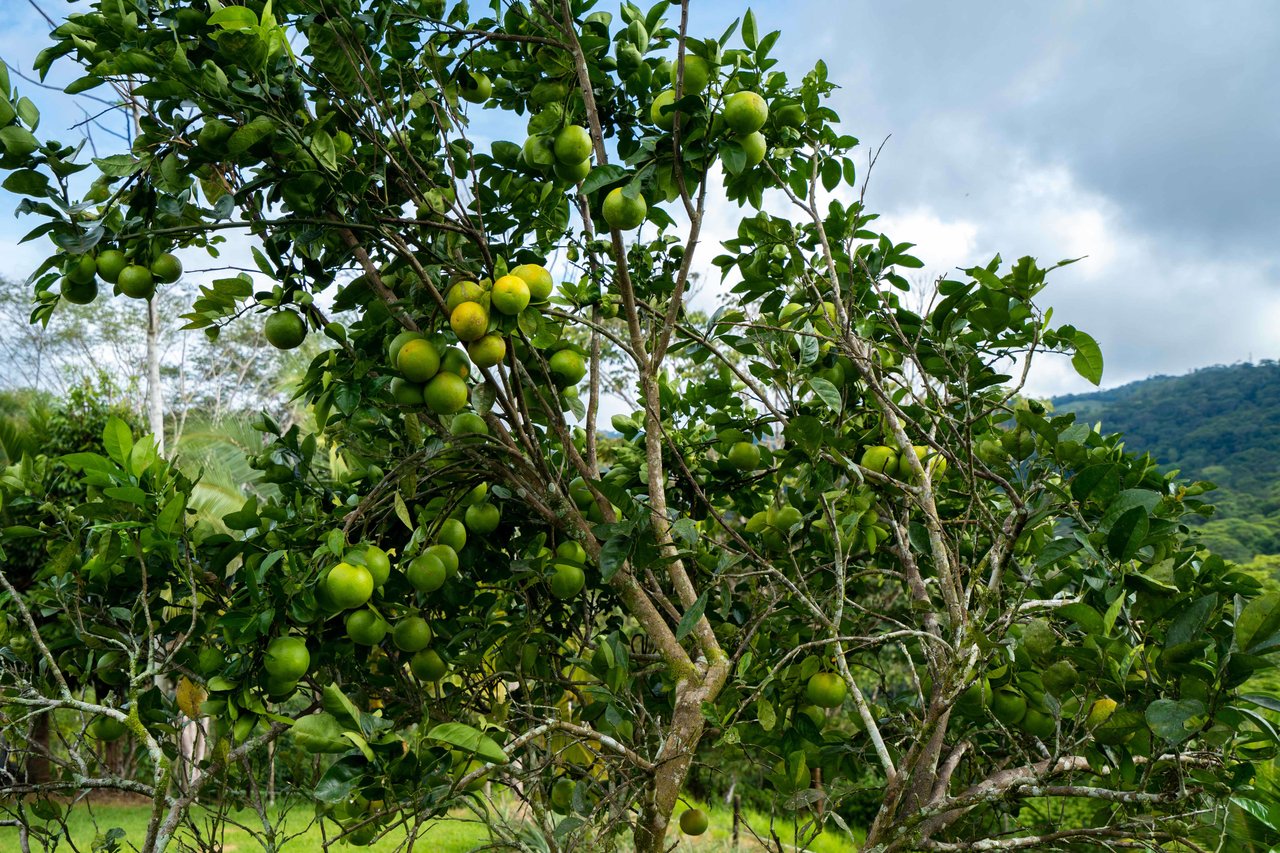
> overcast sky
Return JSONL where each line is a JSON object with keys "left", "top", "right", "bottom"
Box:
{"left": 2, "top": 2, "right": 1277, "bottom": 397}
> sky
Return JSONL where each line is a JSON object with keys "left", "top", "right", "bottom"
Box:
{"left": 2, "top": 1, "right": 1278, "bottom": 398}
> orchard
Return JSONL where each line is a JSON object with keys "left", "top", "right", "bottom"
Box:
{"left": 0, "top": 1, "right": 1277, "bottom": 852}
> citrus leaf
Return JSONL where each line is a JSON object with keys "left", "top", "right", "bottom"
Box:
{"left": 1145, "top": 698, "right": 1204, "bottom": 743}
{"left": 1070, "top": 329, "right": 1104, "bottom": 386}
{"left": 675, "top": 591, "right": 708, "bottom": 641}
{"left": 425, "top": 722, "right": 507, "bottom": 764}
{"left": 1106, "top": 506, "right": 1147, "bottom": 562}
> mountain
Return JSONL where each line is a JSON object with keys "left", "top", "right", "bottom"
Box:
{"left": 1054, "top": 360, "right": 1280, "bottom": 563}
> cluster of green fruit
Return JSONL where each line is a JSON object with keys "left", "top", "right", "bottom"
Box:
{"left": 256, "top": 539, "right": 463, "bottom": 699}
{"left": 57, "top": 249, "right": 183, "bottom": 304}
{"left": 650, "top": 56, "right": 770, "bottom": 168}
{"left": 949, "top": 618, "right": 1128, "bottom": 743}
{"left": 523, "top": 122, "right": 595, "bottom": 186}
{"left": 860, "top": 443, "right": 948, "bottom": 482}
{"left": 814, "top": 492, "right": 892, "bottom": 555}
{"left": 744, "top": 503, "right": 803, "bottom": 551}
{"left": 381, "top": 262, "right": 585, "bottom": 415}
{"left": 534, "top": 539, "right": 590, "bottom": 600}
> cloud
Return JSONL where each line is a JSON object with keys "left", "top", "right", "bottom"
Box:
{"left": 706, "top": 0, "right": 1280, "bottom": 395}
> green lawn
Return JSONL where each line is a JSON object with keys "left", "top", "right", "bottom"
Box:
{"left": 0, "top": 799, "right": 861, "bottom": 851}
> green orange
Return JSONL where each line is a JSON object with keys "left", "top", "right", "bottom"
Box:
{"left": 446, "top": 281, "right": 484, "bottom": 311}
{"left": 425, "top": 543, "right": 459, "bottom": 578}
{"left": 549, "top": 562, "right": 585, "bottom": 599}
{"left": 95, "top": 249, "right": 128, "bottom": 283}
{"left": 390, "top": 378, "right": 425, "bottom": 406}
{"left": 345, "top": 610, "right": 388, "bottom": 645}
{"left": 410, "top": 648, "right": 448, "bottom": 681}
{"left": 440, "top": 347, "right": 471, "bottom": 378}
{"left": 398, "top": 338, "right": 441, "bottom": 382}
{"left": 670, "top": 54, "right": 711, "bottom": 94}
{"left": 66, "top": 254, "right": 98, "bottom": 284}
{"left": 450, "top": 301, "right": 488, "bottom": 341}
{"left": 450, "top": 412, "right": 489, "bottom": 436}
{"left": 467, "top": 333, "right": 507, "bottom": 368}
{"left": 679, "top": 808, "right": 709, "bottom": 836}
{"left": 325, "top": 562, "right": 374, "bottom": 610}
{"left": 393, "top": 616, "right": 433, "bottom": 652}
{"left": 264, "top": 636, "right": 310, "bottom": 680}
{"left": 602, "top": 188, "right": 647, "bottom": 231}
{"left": 388, "top": 330, "right": 425, "bottom": 364}
{"left": 61, "top": 276, "right": 98, "bottom": 304}
{"left": 651, "top": 89, "right": 678, "bottom": 130}
{"left": 722, "top": 91, "right": 769, "bottom": 135}
{"left": 548, "top": 349, "right": 587, "bottom": 388}
{"left": 464, "top": 502, "right": 500, "bottom": 534}
{"left": 407, "top": 553, "right": 447, "bottom": 593}
{"left": 151, "top": 252, "right": 183, "bottom": 283}
{"left": 265, "top": 310, "right": 307, "bottom": 350}
{"left": 512, "top": 264, "right": 554, "bottom": 302}
{"left": 424, "top": 371, "right": 468, "bottom": 414}
{"left": 491, "top": 274, "right": 531, "bottom": 316}
{"left": 438, "top": 518, "right": 467, "bottom": 552}
{"left": 553, "top": 124, "right": 592, "bottom": 165}
{"left": 805, "top": 672, "right": 847, "bottom": 708}
{"left": 117, "top": 265, "right": 156, "bottom": 299}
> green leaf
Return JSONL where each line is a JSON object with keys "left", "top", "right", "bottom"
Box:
{"left": 342, "top": 731, "right": 375, "bottom": 761}
{"left": 0, "top": 126, "right": 39, "bottom": 159}
{"left": 742, "top": 9, "right": 758, "bottom": 49}
{"left": 1070, "top": 329, "right": 1104, "bottom": 386}
{"left": 720, "top": 141, "right": 747, "bottom": 176}
{"left": 208, "top": 6, "right": 259, "bottom": 29}
{"left": 104, "top": 486, "right": 147, "bottom": 505}
{"left": 64, "top": 76, "right": 104, "bottom": 95}
{"left": 1236, "top": 593, "right": 1280, "bottom": 654}
{"left": 393, "top": 491, "right": 413, "bottom": 532}
{"left": 314, "top": 756, "right": 364, "bottom": 803}
{"left": 3, "top": 170, "right": 50, "bottom": 196}
{"left": 321, "top": 683, "right": 364, "bottom": 731}
{"left": 599, "top": 533, "right": 630, "bottom": 581}
{"left": 1102, "top": 589, "right": 1125, "bottom": 636}
{"left": 675, "top": 591, "right": 708, "bottom": 641}
{"left": 1167, "top": 594, "right": 1219, "bottom": 648}
{"left": 223, "top": 496, "right": 260, "bottom": 531}
{"left": 1145, "top": 698, "right": 1204, "bottom": 743}
{"left": 807, "top": 377, "right": 842, "bottom": 412}
{"left": 424, "top": 722, "right": 508, "bottom": 764}
{"left": 580, "top": 164, "right": 629, "bottom": 195}
{"left": 61, "top": 452, "right": 115, "bottom": 473}
{"left": 292, "top": 713, "right": 351, "bottom": 754}
{"left": 1106, "top": 506, "right": 1148, "bottom": 562}
{"left": 757, "top": 696, "right": 775, "bottom": 731}
{"left": 1241, "top": 693, "right": 1280, "bottom": 714}
{"left": 92, "top": 154, "right": 142, "bottom": 178}
{"left": 1059, "top": 602, "right": 1105, "bottom": 636}
{"left": 102, "top": 416, "right": 133, "bottom": 465}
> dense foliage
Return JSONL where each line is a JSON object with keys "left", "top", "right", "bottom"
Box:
{"left": 1, "top": 2, "right": 1278, "bottom": 852}
{"left": 1057, "top": 361, "right": 1280, "bottom": 564}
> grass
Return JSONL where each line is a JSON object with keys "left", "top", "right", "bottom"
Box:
{"left": 0, "top": 798, "right": 862, "bottom": 851}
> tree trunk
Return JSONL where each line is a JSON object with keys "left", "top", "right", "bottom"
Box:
{"left": 632, "top": 660, "right": 729, "bottom": 852}
{"left": 25, "top": 715, "right": 50, "bottom": 785}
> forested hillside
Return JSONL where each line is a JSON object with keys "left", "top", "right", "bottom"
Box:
{"left": 1056, "top": 360, "right": 1280, "bottom": 563}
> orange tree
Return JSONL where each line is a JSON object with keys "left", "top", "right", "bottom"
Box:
{"left": 2, "top": 2, "right": 1278, "bottom": 851}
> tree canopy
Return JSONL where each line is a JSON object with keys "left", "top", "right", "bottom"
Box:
{"left": 1, "top": 2, "right": 1278, "bottom": 852}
